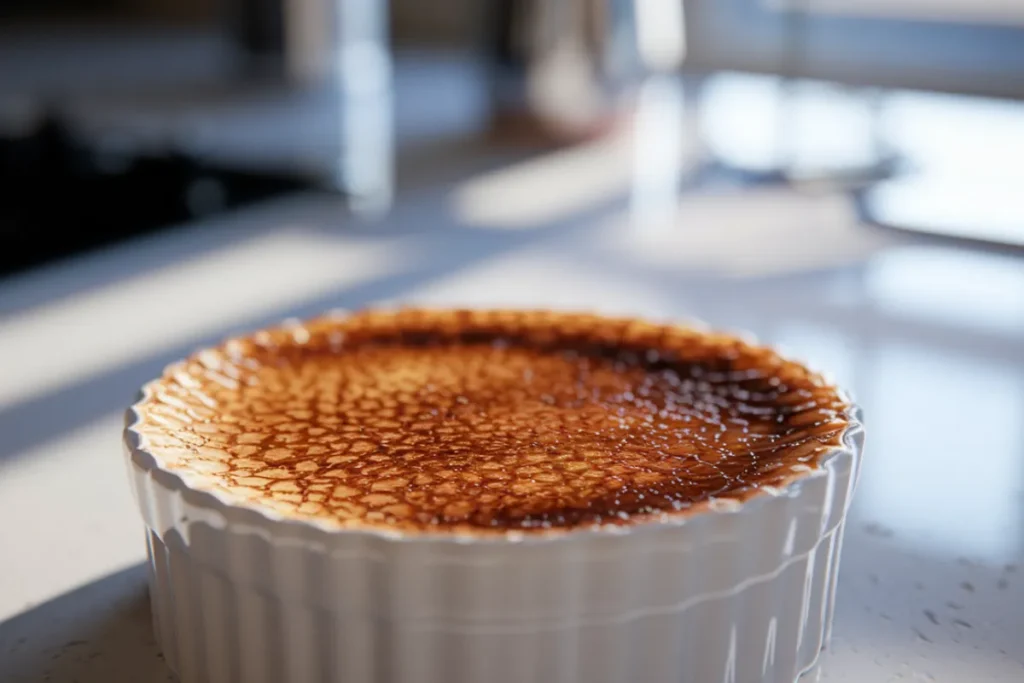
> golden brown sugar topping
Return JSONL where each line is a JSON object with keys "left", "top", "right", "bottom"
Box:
{"left": 133, "top": 309, "right": 853, "bottom": 532}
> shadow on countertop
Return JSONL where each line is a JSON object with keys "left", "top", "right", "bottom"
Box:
{"left": 0, "top": 563, "right": 172, "bottom": 683}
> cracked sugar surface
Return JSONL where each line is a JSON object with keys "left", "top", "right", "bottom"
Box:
{"left": 132, "top": 309, "right": 852, "bottom": 533}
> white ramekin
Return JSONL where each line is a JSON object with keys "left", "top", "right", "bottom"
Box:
{"left": 123, "top": 345, "right": 863, "bottom": 683}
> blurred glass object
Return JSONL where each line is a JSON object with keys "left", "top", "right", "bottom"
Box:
{"left": 629, "top": 0, "right": 688, "bottom": 235}
{"left": 479, "top": 0, "right": 690, "bottom": 234}
{"left": 328, "top": 0, "right": 394, "bottom": 214}
{"left": 484, "top": 0, "right": 650, "bottom": 144}
{"left": 229, "top": 0, "right": 393, "bottom": 214}
{"left": 859, "top": 174, "right": 1024, "bottom": 249}
{"left": 697, "top": 73, "right": 895, "bottom": 185}
{"left": 630, "top": 76, "right": 687, "bottom": 236}
{"left": 856, "top": 91, "right": 1024, "bottom": 249}
{"left": 692, "top": 0, "right": 897, "bottom": 188}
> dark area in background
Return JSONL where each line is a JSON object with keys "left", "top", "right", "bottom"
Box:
{"left": 0, "top": 0, "right": 298, "bottom": 280}
{"left": 2, "top": 0, "right": 90, "bottom": 20}
{"left": 1, "top": 0, "right": 214, "bottom": 23}
{"left": 231, "top": 0, "right": 284, "bottom": 59}
{"left": 0, "top": 118, "right": 307, "bottom": 278}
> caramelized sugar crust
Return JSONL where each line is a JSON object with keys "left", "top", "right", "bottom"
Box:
{"left": 133, "top": 309, "right": 853, "bottom": 532}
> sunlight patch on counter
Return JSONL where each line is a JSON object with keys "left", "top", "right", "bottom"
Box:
{"left": 0, "top": 229, "right": 408, "bottom": 411}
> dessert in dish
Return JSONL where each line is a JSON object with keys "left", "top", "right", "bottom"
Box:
{"left": 131, "top": 309, "right": 851, "bottom": 532}
{"left": 124, "top": 309, "right": 863, "bottom": 683}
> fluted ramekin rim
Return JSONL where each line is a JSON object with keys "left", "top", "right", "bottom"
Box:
{"left": 123, "top": 309, "right": 864, "bottom": 547}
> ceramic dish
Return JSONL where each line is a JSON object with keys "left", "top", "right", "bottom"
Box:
{"left": 123, "top": 309, "right": 864, "bottom": 683}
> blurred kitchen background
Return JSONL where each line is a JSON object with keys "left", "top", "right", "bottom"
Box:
{"left": 2, "top": 2, "right": 1024, "bottom": 680}
{"left": 3, "top": 0, "right": 1024, "bottom": 276}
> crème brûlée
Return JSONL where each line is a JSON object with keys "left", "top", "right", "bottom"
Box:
{"left": 132, "top": 309, "right": 854, "bottom": 533}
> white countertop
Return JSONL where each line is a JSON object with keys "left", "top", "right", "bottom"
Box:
{"left": 1, "top": 132, "right": 1023, "bottom": 683}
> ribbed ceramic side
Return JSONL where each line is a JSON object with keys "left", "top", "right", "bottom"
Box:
{"left": 125, "top": 411, "right": 863, "bottom": 683}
